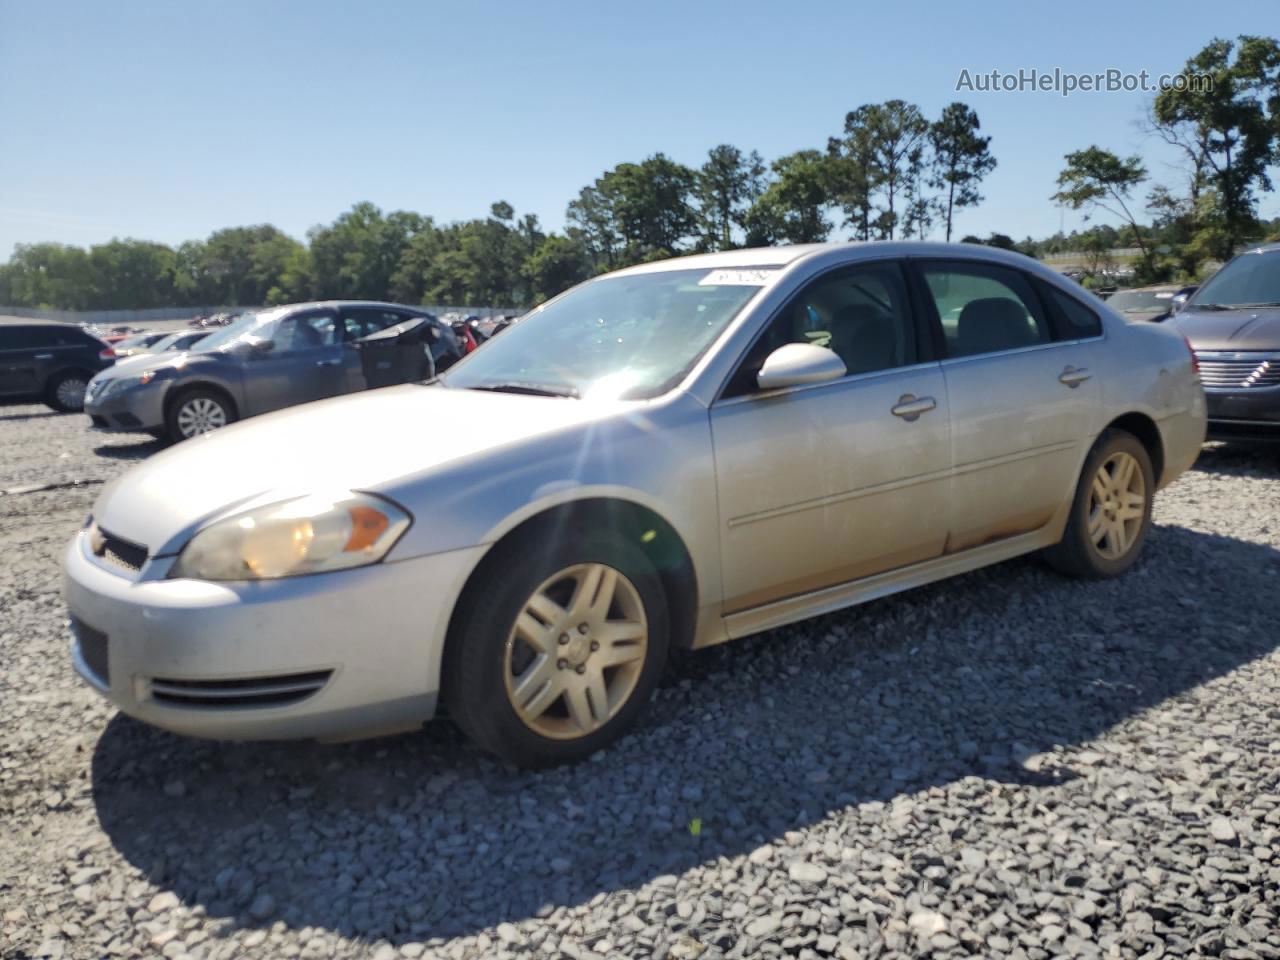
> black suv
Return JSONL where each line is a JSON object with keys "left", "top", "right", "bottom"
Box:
{"left": 0, "top": 320, "right": 114, "bottom": 412}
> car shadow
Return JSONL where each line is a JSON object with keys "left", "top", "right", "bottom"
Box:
{"left": 90, "top": 524, "right": 1280, "bottom": 946}
{"left": 92, "top": 438, "right": 165, "bottom": 460}
{"left": 1193, "top": 442, "right": 1279, "bottom": 476}
{"left": 0, "top": 409, "right": 62, "bottom": 422}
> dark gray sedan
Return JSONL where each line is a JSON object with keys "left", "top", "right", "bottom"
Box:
{"left": 1169, "top": 243, "right": 1280, "bottom": 442}
{"left": 84, "top": 301, "right": 464, "bottom": 442}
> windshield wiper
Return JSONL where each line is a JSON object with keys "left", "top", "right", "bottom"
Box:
{"left": 1234, "top": 301, "right": 1280, "bottom": 308}
{"left": 466, "top": 381, "right": 580, "bottom": 398}
{"left": 1189, "top": 303, "right": 1232, "bottom": 311}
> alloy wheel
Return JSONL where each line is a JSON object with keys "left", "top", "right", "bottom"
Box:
{"left": 1088, "top": 450, "right": 1146, "bottom": 560}
{"left": 176, "top": 397, "right": 228, "bottom": 437}
{"left": 503, "top": 562, "right": 648, "bottom": 740}
{"left": 55, "top": 377, "right": 88, "bottom": 410}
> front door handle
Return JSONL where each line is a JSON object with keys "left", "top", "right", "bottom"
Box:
{"left": 891, "top": 394, "right": 937, "bottom": 421}
{"left": 33, "top": 353, "right": 54, "bottom": 360}
{"left": 315, "top": 359, "right": 341, "bottom": 367}
{"left": 1059, "top": 365, "right": 1091, "bottom": 387}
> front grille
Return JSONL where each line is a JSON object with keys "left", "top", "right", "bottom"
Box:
{"left": 149, "top": 670, "right": 333, "bottom": 708}
{"left": 1195, "top": 352, "right": 1280, "bottom": 390}
{"left": 72, "top": 618, "right": 109, "bottom": 685}
{"left": 97, "top": 528, "right": 148, "bottom": 572}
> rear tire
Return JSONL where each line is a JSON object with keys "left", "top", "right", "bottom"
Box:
{"left": 165, "top": 388, "right": 236, "bottom": 443}
{"left": 45, "top": 371, "right": 90, "bottom": 413}
{"left": 443, "top": 524, "right": 670, "bottom": 767}
{"left": 1044, "top": 428, "right": 1154, "bottom": 579}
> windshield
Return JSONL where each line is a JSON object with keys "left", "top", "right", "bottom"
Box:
{"left": 191, "top": 311, "right": 272, "bottom": 352}
{"left": 1107, "top": 290, "right": 1173, "bottom": 312}
{"left": 1193, "top": 250, "right": 1280, "bottom": 307}
{"left": 441, "top": 267, "right": 771, "bottom": 400}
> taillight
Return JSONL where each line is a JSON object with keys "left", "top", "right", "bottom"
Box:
{"left": 99, "top": 347, "right": 116, "bottom": 361}
{"left": 1181, "top": 335, "right": 1199, "bottom": 374}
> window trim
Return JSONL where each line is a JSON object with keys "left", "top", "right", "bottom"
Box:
{"left": 713, "top": 256, "right": 933, "bottom": 404}
{"left": 906, "top": 258, "right": 1062, "bottom": 362}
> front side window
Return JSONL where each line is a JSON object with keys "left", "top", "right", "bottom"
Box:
{"left": 272, "top": 310, "right": 339, "bottom": 351}
{"left": 921, "top": 262, "right": 1051, "bottom": 358}
{"left": 442, "top": 268, "right": 769, "bottom": 400}
{"left": 723, "top": 261, "right": 919, "bottom": 397}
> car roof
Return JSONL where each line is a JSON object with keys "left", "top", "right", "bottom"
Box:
{"left": 607, "top": 240, "right": 1061, "bottom": 284}
{"left": 0, "top": 316, "right": 79, "bottom": 327}
{"left": 282, "top": 300, "right": 431, "bottom": 311}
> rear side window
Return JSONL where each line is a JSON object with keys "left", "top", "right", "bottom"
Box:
{"left": 339, "top": 308, "right": 412, "bottom": 341}
{"left": 1042, "top": 284, "right": 1103, "bottom": 339}
{"left": 0, "top": 325, "right": 86, "bottom": 348}
{"left": 920, "top": 262, "right": 1052, "bottom": 358}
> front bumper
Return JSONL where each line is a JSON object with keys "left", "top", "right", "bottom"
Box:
{"left": 63, "top": 529, "right": 486, "bottom": 741}
{"left": 84, "top": 381, "right": 168, "bottom": 432}
{"left": 1205, "top": 388, "right": 1280, "bottom": 442}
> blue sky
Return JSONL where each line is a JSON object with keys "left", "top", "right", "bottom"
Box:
{"left": 1, "top": 0, "right": 1277, "bottom": 258}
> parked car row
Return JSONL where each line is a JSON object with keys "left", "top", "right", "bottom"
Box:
{"left": 83, "top": 302, "right": 464, "bottom": 442}
{"left": 63, "top": 241, "right": 1211, "bottom": 767}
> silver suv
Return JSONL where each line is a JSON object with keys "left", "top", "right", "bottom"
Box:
{"left": 84, "top": 301, "right": 463, "bottom": 442}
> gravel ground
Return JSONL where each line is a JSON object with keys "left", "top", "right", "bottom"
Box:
{"left": 3, "top": 400, "right": 1280, "bottom": 960}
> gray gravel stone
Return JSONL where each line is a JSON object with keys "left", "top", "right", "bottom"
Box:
{"left": 2, "top": 410, "right": 1279, "bottom": 960}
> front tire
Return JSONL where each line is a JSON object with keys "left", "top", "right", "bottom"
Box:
{"left": 1044, "top": 428, "right": 1154, "bottom": 579}
{"left": 165, "top": 388, "right": 236, "bottom": 443}
{"left": 444, "top": 527, "right": 670, "bottom": 767}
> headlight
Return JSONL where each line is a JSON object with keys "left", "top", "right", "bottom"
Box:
{"left": 169, "top": 492, "right": 411, "bottom": 581}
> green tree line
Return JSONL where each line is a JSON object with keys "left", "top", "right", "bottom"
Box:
{"left": 0, "top": 100, "right": 995, "bottom": 312}
{"left": 5, "top": 33, "right": 1275, "bottom": 311}
{"left": 1048, "top": 34, "right": 1280, "bottom": 283}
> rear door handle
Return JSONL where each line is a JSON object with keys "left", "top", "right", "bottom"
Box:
{"left": 33, "top": 353, "right": 54, "bottom": 360}
{"left": 891, "top": 394, "right": 937, "bottom": 421}
{"left": 1059, "top": 365, "right": 1091, "bottom": 387}
{"left": 315, "top": 359, "right": 341, "bottom": 367}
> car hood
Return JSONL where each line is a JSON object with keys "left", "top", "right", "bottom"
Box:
{"left": 1169, "top": 307, "right": 1280, "bottom": 350}
{"left": 91, "top": 384, "right": 632, "bottom": 556}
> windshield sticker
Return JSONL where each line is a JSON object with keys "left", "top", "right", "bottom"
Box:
{"left": 698, "top": 268, "right": 777, "bottom": 287}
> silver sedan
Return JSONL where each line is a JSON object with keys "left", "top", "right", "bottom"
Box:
{"left": 63, "top": 243, "right": 1206, "bottom": 766}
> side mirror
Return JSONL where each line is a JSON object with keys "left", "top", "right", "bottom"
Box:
{"left": 756, "top": 343, "right": 847, "bottom": 391}
{"left": 250, "top": 338, "right": 275, "bottom": 354}
{"left": 1171, "top": 287, "right": 1196, "bottom": 314}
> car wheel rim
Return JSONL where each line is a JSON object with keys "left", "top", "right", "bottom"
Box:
{"left": 56, "top": 377, "right": 87, "bottom": 409}
{"left": 1088, "top": 451, "right": 1145, "bottom": 560}
{"left": 177, "top": 397, "right": 227, "bottom": 437}
{"left": 503, "top": 562, "right": 648, "bottom": 741}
